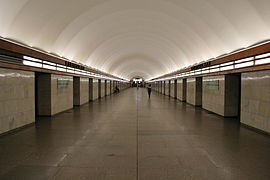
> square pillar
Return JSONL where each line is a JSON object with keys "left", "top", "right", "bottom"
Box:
{"left": 177, "top": 79, "right": 187, "bottom": 102}
{"left": 73, "top": 77, "right": 89, "bottom": 106}
{"left": 174, "top": 79, "right": 177, "bottom": 99}
{"left": 110, "top": 81, "right": 113, "bottom": 94}
{"left": 98, "top": 79, "right": 101, "bottom": 98}
{"left": 113, "top": 81, "right": 117, "bottom": 91}
{"left": 104, "top": 80, "right": 107, "bottom": 96}
{"left": 170, "top": 80, "right": 175, "bottom": 98}
{"left": 165, "top": 80, "right": 170, "bottom": 96}
{"left": 89, "top": 78, "right": 99, "bottom": 101}
{"left": 37, "top": 73, "right": 73, "bottom": 116}
{"left": 99, "top": 79, "right": 106, "bottom": 98}
{"left": 163, "top": 81, "right": 166, "bottom": 95}
{"left": 202, "top": 74, "right": 240, "bottom": 117}
{"left": 106, "top": 80, "right": 110, "bottom": 95}
{"left": 187, "top": 77, "right": 202, "bottom": 106}
{"left": 160, "top": 81, "right": 163, "bottom": 94}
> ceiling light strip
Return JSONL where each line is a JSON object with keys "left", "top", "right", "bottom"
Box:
{"left": 22, "top": 56, "right": 128, "bottom": 82}
{"left": 148, "top": 52, "right": 270, "bottom": 83}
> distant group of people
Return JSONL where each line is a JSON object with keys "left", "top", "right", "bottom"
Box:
{"left": 116, "top": 83, "right": 152, "bottom": 98}
{"left": 114, "top": 86, "right": 120, "bottom": 93}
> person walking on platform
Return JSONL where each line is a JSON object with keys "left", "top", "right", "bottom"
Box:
{"left": 147, "top": 84, "right": 152, "bottom": 98}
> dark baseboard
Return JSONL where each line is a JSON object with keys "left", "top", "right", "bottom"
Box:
{"left": 0, "top": 122, "right": 35, "bottom": 137}
{"left": 241, "top": 123, "right": 270, "bottom": 137}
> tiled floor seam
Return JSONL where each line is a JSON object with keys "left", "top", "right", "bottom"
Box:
{"left": 136, "top": 89, "right": 139, "bottom": 180}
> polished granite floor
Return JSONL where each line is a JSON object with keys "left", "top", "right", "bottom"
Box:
{"left": 0, "top": 88, "right": 270, "bottom": 180}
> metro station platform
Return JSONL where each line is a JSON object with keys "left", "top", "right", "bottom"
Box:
{"left": 0, "top": 88, "right": 269, "bottom": 180}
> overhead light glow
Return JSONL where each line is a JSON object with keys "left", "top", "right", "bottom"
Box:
{"left": 235, "top": 61, "right": 254, "bottom": 68}
{"left": 255, "top": 58, "right": 270, "bottom": 65}
{"left": 23, "top": 56, "right": 42, "bottom": 62}
{"left": 23, "top": 60, "right": 42, "bottom": 68}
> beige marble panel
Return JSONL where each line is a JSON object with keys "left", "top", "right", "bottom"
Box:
{"left": 202, "top": 76, "right": 225, "bottom": 116}
{"left": 187, "top": 78, "right": 196, "bottom": 105}
{"left": 151, "top": 83, "right": 155, "bottom": 91}
{"left": 187, "top": 77, "right": 202, "bottom": 106}
{"left": 106, "top": 80, "right": 110, "bottom": 95}
{"left": 170, "top": 80, "right": 175, "bottom": 98}
{"left": 80, "top": 78, "right": 89, "bottom": 105}
{"left": 113, "top": 81, "right": 118, "bottom": 93}
{"left": 91, "top": 79, "right": 99, "bottom": 100}
{"left": 156, "top": 82, "right": 159, "bottom": 92}
{"left": 100, "top": 80, "right": 106, "bottom": 98}
{"left": 176, "top": 80, "right": 181, "bottom": 100}
{"left": 165, "top": 80, "right": 170, "bottom": 96}
{"left": 118, "top": 82, "right": 122, "bottom": 90}
{"left": 51, "top": 75, "right": 73, "bottom": 115}
{"left": 161, "top": 81, "right": 165, "bottom": 94}
{"left": 241, "top": 70, "right": 270, "bottom": 133}
{"left": 0, "top": 68, "right": 35, "bottom": 134}
{"left": 110, "top": 81, "right": 113, "bottom": 94}
{"left": 165, "top": 81, "right": 167, "bottom": 94}
{"left": 161, "top": 81, "right": 164, "bottom": 94}
{"left": 177, "top": 79, "right": 186, "bottom": 101}
{"left": 127, "top": 83, "right": 130, "bottom": 89}
{"left": 113, "top": 81, "right": 116, "bottom": 89}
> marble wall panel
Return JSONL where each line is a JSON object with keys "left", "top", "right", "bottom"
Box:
{"left": 187, "top": 77, "right": 202, "bottom": 106}
{"left": 165, "top": 80, "right": 170, "bottom": 96}
{"left": 170, "top": 80, "right": 175, "bottom": 98}
{"left": 110, "top": 81, "right": 113, "bottom": 94}
{"left": 202, "top": 76, "right": 225, "bottom": 116}
{"left": 177, "top": 79, "right": 187, "bottom": 101}
{"left": 0, "top": 68, "right": 35, "bottom": 134}
{"left": 90, "top": 79, "right": 99, "bottom": 101}
{"left": 106, "top": 80, "right": 110, "bottom": 95}
{"left": 51, "top": 74, "right": 73, "bottom": 115}
{"left": 100, "top": 80, "right": 106, "bottom": 98}
{"left": 241, "top": 70, "right": 270, "bottom": 133}
{"left": 74, "top": 77, "right": 89, "bottom": 106}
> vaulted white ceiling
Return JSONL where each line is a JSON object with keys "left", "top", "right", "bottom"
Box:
{"left": 0, "top": 0, "right": 270, "bottom": 80}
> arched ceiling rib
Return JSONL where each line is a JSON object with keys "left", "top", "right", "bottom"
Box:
{"left": 0, "top": 0, "right": 270, "bottom": 80}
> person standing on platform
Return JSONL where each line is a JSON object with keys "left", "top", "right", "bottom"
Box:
{"left": 147, "top": 84, "right": 152, "bottom": 98}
